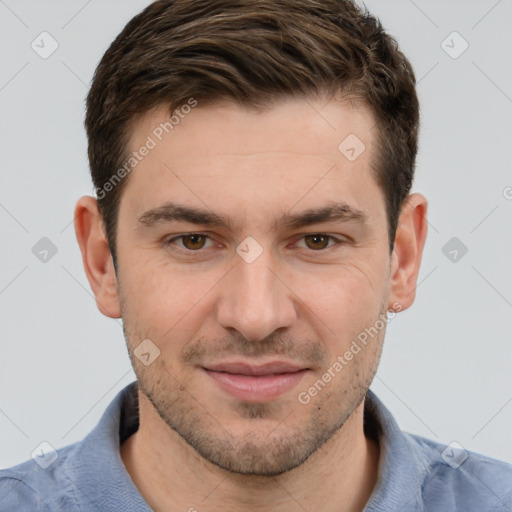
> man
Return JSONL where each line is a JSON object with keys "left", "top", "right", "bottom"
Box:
{"left": 1, "top": 0, "right": 511, "bottom": 510}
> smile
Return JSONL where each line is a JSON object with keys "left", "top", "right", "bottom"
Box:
{"left": 202, "top": 362, "right": 310, "bottom": 402}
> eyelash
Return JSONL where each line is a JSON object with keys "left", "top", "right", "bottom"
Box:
{"left": 164, "top": 233, "right": 347, "bottom": 255}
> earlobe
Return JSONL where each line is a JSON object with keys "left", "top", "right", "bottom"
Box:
{"left": 74, "top": 196, "right": 122, "bottom": 318}
{"left": 388, "top": 193, "right": 428, "bottom": 312}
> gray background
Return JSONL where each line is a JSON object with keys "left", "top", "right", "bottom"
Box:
{"left": 1, "top": 0, "right": 511, "bottom": 469}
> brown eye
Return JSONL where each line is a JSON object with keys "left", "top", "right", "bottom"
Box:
{"left": 181, "top": 234, "right": 207, "bottom": 250}
{"left": 303, "top": 234, "right": 330, "bottom": 250}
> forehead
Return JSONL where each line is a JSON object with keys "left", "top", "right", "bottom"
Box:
{"left": 119, "top": 97, "right": 382, "bottom": 224}
{"left": 128, "top": 96, "right": 376, "bottom": 162}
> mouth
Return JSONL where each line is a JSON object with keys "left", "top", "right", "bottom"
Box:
{"left": 202, "top": 361, "right": 310, "bottom": 402}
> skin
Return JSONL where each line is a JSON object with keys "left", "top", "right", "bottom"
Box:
{"left": 75, "top": 96, "right": 428, "bottom": 512}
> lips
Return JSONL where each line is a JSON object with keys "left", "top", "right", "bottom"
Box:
{"left": 205, "top": 361, "right": 306, "bottom": 376}
{"left": 202, "top": 361, "right": 309, "bottom": 402}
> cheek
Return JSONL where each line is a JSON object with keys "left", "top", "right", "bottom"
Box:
{"left": 120, "top": 258, "right": 221, "bottom": 342}
{"left": 294, "top": 260, "right": 387, "bottom": 317}
{"left": 120, "top": 239, "right": 389, "bottom": 348}
{"left": 287, "top": 263, "right": 388, "bottom": 365}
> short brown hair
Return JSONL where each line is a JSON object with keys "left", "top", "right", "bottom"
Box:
{"left": 85, "top": 0, "right": 419, "bottom": 263}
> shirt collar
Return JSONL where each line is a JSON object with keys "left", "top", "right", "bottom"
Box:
{"left": 63, "top": 381, "right": 150, "bottom": 511}
{"left": 63, "top": 381, "right": 432, "bottom": 511}
{"left": 363, "top": 389, "right": 432, "bottom": 511}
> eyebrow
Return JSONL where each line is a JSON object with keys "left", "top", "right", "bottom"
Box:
{"left": 137, "top": 201, "right": 369, "bottom": 231}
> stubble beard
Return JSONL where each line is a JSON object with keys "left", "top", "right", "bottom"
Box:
{"left": 121, "top": 316, "right": 385, "bottom": 477}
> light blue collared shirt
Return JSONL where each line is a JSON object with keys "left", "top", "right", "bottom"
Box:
{"left": 1, "top": 381, "right": 511, "bottom": 511}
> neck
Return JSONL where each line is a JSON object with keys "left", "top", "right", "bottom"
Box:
{"left": 121, "top": 391, "right": 380, "bottom": 512}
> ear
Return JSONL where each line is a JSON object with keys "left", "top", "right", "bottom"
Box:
{"left": 74, "top": 196, "right": 121, "bottom": 318}
{"left": 388, "top": 193, "right": 428, "bottom": 312}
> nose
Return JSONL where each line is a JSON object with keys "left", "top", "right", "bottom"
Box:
{"left": 215, "top": 245, "right": 297, "bottom": 342}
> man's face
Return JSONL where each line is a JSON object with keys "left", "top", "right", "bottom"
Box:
{"left": 115, "top": 97, "right": 394, "bottom": 476}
